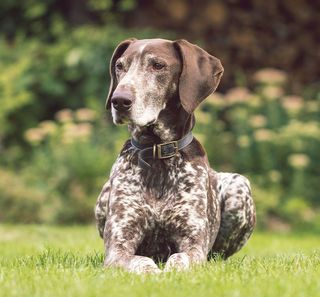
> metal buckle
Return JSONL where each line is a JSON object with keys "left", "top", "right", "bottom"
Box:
{"left": 154, "top": 141, "right": 179, "bottom": 159}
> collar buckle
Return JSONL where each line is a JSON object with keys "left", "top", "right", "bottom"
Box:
{"left": 153, "top": 140, "right": 179, "bottom": 159}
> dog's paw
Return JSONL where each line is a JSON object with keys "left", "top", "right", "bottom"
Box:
{"left": 164, "top": 252, "right": 190, "bottom": 272}
{"left": 129, "top": 256, "right": 162, "bottom": 274}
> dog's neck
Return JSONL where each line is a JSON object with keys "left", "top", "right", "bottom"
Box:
{"left": 128, "top": 105, "right": 194, "bottom": 145}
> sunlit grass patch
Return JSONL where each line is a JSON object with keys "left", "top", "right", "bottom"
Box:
{"left": 0, "top": 225, "right": 319, "bottom": 297}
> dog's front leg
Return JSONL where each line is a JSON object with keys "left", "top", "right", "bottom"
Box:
{"left": 95, "top": 180, "right": 111, "bottom": 238}
{"left": 103, "top": 204, "right": 161, "bottom": 274}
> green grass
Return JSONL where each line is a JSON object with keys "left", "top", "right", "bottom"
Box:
{"left": 0, "top": 225, "right": 319, "bottom": 297}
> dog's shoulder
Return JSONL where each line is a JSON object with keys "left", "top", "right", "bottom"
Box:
{"left": 180, "top": 137, "right": 209, "bottom": 167}
{"left": 109, "top": 139, "right": 136, "bottom": 176}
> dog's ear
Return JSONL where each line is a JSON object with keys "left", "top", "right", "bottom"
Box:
{"left": 106, "top": 38, "right": 137, "bottom": 110}
{"left": 173, "top": 39, "right": 224, "bottom": 114}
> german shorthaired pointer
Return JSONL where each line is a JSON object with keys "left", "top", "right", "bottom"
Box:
{"left": 95, "top": 38, "right": 256, "bottom": 273}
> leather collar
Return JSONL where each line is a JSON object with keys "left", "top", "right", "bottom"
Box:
{"left": 131, "top": 132, "right": 193, "bottom": 170}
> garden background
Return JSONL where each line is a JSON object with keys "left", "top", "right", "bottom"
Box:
{"left": 1, "top": 1, "right": 320, "bottom": 296}
{"left": 1, "top": 0, "right": 319, "bottom": 231}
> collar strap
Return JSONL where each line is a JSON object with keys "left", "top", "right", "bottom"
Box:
{"left": 131, "top": 132, "right": 193, "bottom": 170}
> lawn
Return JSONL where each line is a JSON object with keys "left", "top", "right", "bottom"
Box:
{"left": 0, "top": 225, "right": 319, "bottom": 297}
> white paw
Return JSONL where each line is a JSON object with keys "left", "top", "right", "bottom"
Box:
{"left": 129, "top": 257, "right": 162, "bottom": 274}
{"left": 164, "top": 252, "right": 190, "bottom": 272}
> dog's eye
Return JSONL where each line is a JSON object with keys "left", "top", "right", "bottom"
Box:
{"left": 115, "top": 62, "right": 124, "bottom": 71}
{"left": 153, "top": 62, "right": 165, "bottom": 70}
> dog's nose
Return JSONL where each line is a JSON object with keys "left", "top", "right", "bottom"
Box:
{"left": 111, "top": 93, "right": 133, "bottom": 112}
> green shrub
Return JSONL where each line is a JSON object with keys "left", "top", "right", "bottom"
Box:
{"left": 21, "top": 107, "right": 123, "bottom": 224}
{"left": 0, "top": 169, "right": 44, "bottom": 223}
{"left": 192, "top": 69, "right": 320, "bottom": 229}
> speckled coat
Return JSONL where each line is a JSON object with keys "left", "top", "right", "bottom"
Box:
{"left": 95, "top": 38, "right": 256, "bottom": 273}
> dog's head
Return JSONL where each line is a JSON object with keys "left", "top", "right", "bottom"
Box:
{"left": 106, "top": 38, "right": 223, "bottom": 126}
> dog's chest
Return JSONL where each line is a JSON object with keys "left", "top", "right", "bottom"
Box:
{"left": 131, "top": 159, "right": 187, "bottom": 218}
{"left": 106, "top": 147, "right": 220, "bottom": 258}
{"left": 111, "top": 151, "right": 208, "bottom": 221}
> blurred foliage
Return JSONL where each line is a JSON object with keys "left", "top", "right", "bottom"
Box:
{"left": 1, "top": 107, "right": 129, "bottom": 224}
{"left": 126, "top": 0, "right": 320, "bottom": 94}
{"left": 0, "top": 169, "right": 44, "bottom": 223}
{"left": 0, "top": 0, "right": 319, "bottom": 230}
{"left": 0, "top": 25, "right": 166, "bottom": 150}
{"left": 194, "top": 70, "right": 320, "bottom": 231}
{"left": 22, "top": 108, "right": 121, "bottom": 224}
{"left": 0, "top": 0, "right": 137, "bottom": 40}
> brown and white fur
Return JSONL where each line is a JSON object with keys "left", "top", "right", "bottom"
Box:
{"left": 95, "top": 38, "right": 256, "bottom": 273}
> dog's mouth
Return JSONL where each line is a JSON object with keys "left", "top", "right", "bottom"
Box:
{"left": 112, "top": 110, "right": 158, "bottom": 127}
{"left": 114, "top": 118, "right": 157, "bottom": 126}
{"left": 112, "top": 111, "right": 130, "bottom": 125}
{"left": 146, "top": 119, "right": 157, "bottom": 126}
{"left": 114, "top": 118, "right": 126, "bottom": 125}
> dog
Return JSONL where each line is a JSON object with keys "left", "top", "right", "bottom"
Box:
{"left": 95, "top": 38, "right": 256, "bottom": 273}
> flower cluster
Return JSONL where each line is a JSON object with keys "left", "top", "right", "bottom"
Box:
{"left": 24, "top": 108, "right": 97, "bottom": 145}
{"left": 195, "top": 68, "right": 320, "bottom": 226}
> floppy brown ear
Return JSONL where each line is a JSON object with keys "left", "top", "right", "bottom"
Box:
{"left": 173, "top": 39, "right": 224, "bottom": 113}
{"left": 105, "top": 38, "right": 137, "bottom": 110}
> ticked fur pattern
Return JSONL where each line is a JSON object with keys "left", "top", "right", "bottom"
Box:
{"left": 95, "top": 38, "right": 256, "bottom": 273}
